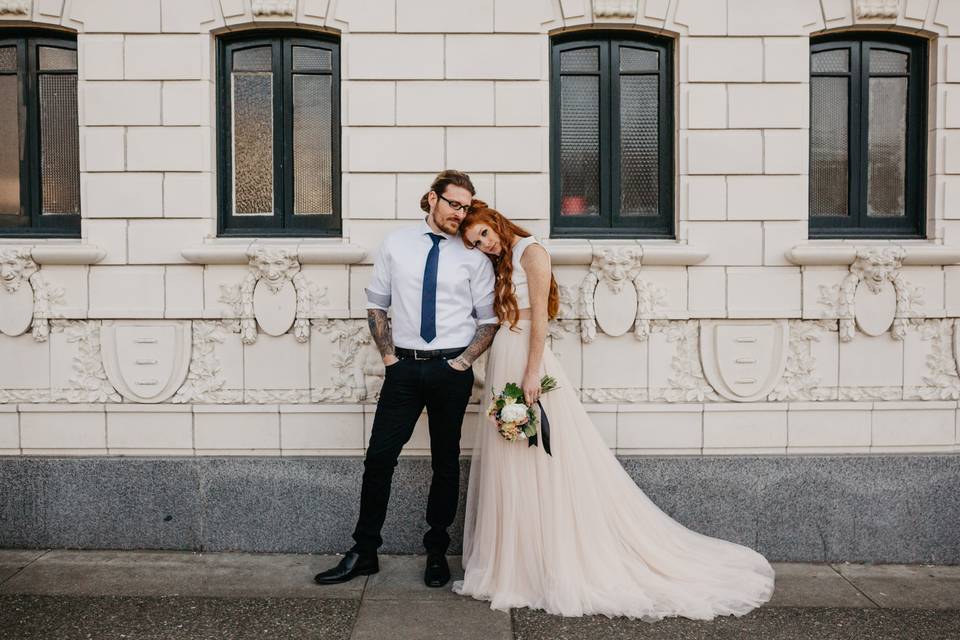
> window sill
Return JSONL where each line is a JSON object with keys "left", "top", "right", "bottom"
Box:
{"left": 0, "top": 240, "right": 105, "bottom": 265}
{"left": 785, "top": 242, "right": 960, "bottom": 266}
{"left": 181, "top": 239, "right": 367, "bottom": 265}
{"left": 542, "top": 239, "right": 708, "bottom": 266}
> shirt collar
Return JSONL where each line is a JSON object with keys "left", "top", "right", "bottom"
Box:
{"left": 420, "top": 217, "right": 453, "bottom": 241}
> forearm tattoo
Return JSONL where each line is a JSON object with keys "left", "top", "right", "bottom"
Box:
{"left": 367, "top": 309, "right": 395, "bottom": 358}
{"left": 456, "top": 324, "right": 498, "bottom": 367}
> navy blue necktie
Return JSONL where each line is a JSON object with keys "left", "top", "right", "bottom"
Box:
{"left": 420, "top": 233, "right": 444, "bottom": 343}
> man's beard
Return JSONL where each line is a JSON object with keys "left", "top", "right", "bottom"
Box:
{"left": 432, "top": 210, "right": 460, "bottom": 234}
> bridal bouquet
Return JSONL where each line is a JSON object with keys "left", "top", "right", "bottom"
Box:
{"left": 487, "top": 375, "right": 558, "bottom": 454}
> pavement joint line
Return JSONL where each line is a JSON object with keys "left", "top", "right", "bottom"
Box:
{"left": 0, "top": 549, "right": 52, "bottom": 588}
{"left": 348, "top": 561, "right": 371, "bottom": 640}
{"left": 829, "top": 562, "right": 883, "bottom": 609}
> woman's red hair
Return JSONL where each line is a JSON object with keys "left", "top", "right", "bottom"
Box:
{"left": 461, "top": 201, "right": 560, "bottom": 327}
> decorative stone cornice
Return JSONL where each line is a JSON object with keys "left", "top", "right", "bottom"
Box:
{"left": 855, "top": 0, "right": 899, "bottom": 19}
{"left": 0, "top": 0, "right": 30, "bottom": 15}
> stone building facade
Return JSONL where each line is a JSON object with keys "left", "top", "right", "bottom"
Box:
{"left": 1, "top": 0, "right": 959, "bottom": 561}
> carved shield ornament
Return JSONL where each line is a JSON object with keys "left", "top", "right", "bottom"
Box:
{"left": 0, "top": 286, "right": 33, "bottom": 337}
{"left": 253, "top": 277, "right": 297, "bottom": 336}
{"left": 700, "top": 320, "right": 789, "bottom": 402}
{"left": 100, "top": 321, "right": 192, "bottom": 403}
{"left": 854, "top": 278, "right": 897, "bottom": 337}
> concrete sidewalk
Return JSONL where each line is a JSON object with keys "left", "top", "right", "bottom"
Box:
{"left": 1, "top": 550, "right": 959, "bottom": 639}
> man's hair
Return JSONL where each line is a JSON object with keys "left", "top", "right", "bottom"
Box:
{"left": 420, "top": 170, "right": 476, "bottom": 212}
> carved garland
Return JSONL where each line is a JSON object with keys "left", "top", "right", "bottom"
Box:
{"left": 172, "top": 320, "right": 244, "bottom": 404}
{"left": 0, "top": 248, "right": 63, "bottom": 342}
{"left": 219, "top": 247, "right": 328, "bottom": 344}
{"left": 311, "top": 319, "right": 384, "bottom": 403}
{"left": 28, "top": 272, "right": 64, "bottom": 342}
{"left": 902, "top": 319, "right": 960, "bottom": 401}
{"left": 650, "top": 320, "right": 720, "bottom": 403}
{"left": 819, "top": 247, "right": 922, "bottom": 342}
{"left": 580, "top": 247, "right": 665, "bottom": 343}
{"left": 767, "top": 320, "right": 837, "bottom": 402}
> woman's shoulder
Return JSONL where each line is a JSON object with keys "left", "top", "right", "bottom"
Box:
{"left": 513, "top": 235, "right": 541, "bottom": 256}
{"left": 515, "top": 235, "right": 548, "bottom": 261}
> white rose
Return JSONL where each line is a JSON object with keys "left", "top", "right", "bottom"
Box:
{"left": 500, "top": 403, "right": 528, "bottom": 423}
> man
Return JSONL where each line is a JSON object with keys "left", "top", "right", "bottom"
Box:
{"left": 315, "top": 170, "right": 498, "bottom": 588}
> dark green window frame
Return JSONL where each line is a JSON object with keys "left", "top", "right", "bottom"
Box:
{"left": 217, "top": 31, "right": 341, "bottom": 237}
{"left": 0, "top": 30, "right": 79, "bottom": 238}
{"left": 809, "top": 33, "right": 927, "bottom": 238}
{"left": 550, "top": 31, "right": 674, "bottom": 239}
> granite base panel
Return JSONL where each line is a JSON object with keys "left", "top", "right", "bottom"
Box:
{"left": 1, "top": 455, "right": 958, "bottom": 564}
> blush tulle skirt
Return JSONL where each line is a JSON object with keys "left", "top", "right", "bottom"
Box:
{"left": 452, "top": 320, "right": 775, "bottom": 621}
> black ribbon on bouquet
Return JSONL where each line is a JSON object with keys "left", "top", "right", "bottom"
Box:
{"left": 527, "top": 400, "right": 552, "bottom": 456}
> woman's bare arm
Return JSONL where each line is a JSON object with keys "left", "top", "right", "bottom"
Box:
{"left": 520, "top": 244, "right": 552, "bottom": 405}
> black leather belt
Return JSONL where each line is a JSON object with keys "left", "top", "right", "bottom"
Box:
{"left": 395, "top": 347, "right": 466, "bottom": 361}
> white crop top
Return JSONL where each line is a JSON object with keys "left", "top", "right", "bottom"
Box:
{"left": 510, "top": 236, "right": 540, "bottom": 310}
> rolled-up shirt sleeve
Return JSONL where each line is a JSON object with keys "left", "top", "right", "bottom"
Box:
{"left": 365, "top": 241, "right": 392, "bottom": 311}
{"left": 471, "top": 257, "right": 498, "bottom": 325}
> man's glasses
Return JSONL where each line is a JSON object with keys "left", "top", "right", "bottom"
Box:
{"left": 437, "top": 193, "right": 471, "bottom": 213}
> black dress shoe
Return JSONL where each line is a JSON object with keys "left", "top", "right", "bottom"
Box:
{"left": 424, "top": 553, "right": 450, "bottom": 588}
{"left": 314, "top": 551, "right": 379, "bottom": 585}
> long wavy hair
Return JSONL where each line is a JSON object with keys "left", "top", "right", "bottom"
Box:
{"left": 461, "top": 201, "right": 560, "bottom": 327}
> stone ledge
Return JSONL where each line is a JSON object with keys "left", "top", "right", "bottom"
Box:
{"left": 181, "top": 241, "right": 367, "bottom": 265}
{"left": 0, "top": 243, "right": 106, "bottom": 265}
{"left": 543, "top": 239, "right": 708, "bottom": 266}
{"left": 786, "top": 243, "right": 960, "bottom": 266}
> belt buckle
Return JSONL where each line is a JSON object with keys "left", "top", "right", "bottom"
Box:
{"left": 413, "top": 349, "right": 430, "bottom": 361}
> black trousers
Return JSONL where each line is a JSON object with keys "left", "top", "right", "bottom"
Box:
{"left": 351, "top": 356, "right": 475, "bottom": 555}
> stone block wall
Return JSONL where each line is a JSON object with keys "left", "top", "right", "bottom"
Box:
{"left": 1, "top": 0, "right": 960, "bottom": 460}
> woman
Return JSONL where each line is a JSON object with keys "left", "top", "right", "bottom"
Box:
{"left": 452, "top": 201, "right": 775, "bottom": 621}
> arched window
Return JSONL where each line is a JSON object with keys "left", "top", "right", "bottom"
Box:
{"left": 550, "top": 31, "right": 674, "bottom": 238}
{"left": 0, "top": 30, "right": 79, "bottom": 237}
{"left": 810, "top": 33, "right": 927, "bottom": 237}
{"left": 217, "top": 31, "right": 340, "bottom": 236}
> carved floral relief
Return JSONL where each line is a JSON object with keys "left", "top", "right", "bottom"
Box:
{"left": 768, "top": 320, "right": 838, "bottom": 402}
{"left": 579, "top": 247, "right": 667, "bottom": 343}
{"left": 172, "top": 320, "right": 244, "bottom": 404}
{"left": 818, "top": 247, "right": 923, "bottom": 342}
{"left": 0, "top": 248, "right": 63, "bottom": 341}
{"left": 219, "top": 247, "right": 328, "bottom": 344}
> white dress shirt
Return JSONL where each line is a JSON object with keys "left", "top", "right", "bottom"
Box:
{"left": 365, "top": 219, "right": 498, "bottom": 350}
